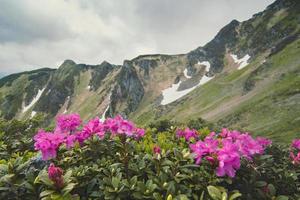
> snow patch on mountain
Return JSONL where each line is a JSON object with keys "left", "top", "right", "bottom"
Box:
{"left": 231, "top": 54, "right": 251, "bottom": 69}
{"left": 161, "top": 61, "right": 213, "bottom": 105}
{"left": 23, "top": 87, "right": 46, "bottom": 113}
{"left": 100, "top": 93, "right": 111, "bottom": 122}
{"left": 199, "top": 74, "right": 214, "bottom": 85}
{"left": 198, "top": 61, "right": 211, "bottom": 71}
{"left": 183, "top": 69, "right": 192, "bottom": 79}
{"left": 31, "top": 111, "right": 37, "bottom": 118}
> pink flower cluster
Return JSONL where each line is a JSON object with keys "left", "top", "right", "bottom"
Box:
{"left": 34, "top": 114, "right": 145, "bottom": 160}
{"left": 176, "top": 128, "right": 198, "bottom": 142}
{"left": 56, "top": 113, "right": 82, "bottom": 132}
{"left": 104, "top": 115, "right": 145, "bottom": 139}
{"left": 48, "top": 163, "right": 64, "bottom": 189}
{"left": 290, "top": 139, "right": 300, "bottom": 165}
{"left": 34, "top": 130, "right": 65, "bottom": 160}
{"left": 189, "top": 128, "right": 272, "bottom": 177}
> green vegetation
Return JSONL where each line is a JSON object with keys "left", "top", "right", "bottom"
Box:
{"left": 134, "top": 39, "right": 300, "bottom": 143}
{"left": 0, "top": 117, "right": 299, "bottom": 199}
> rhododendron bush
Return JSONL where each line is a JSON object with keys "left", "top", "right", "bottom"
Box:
{"left": 0, "top": 114, "right": 299, "bottom": 200}
{"left": 34, "top": 114, "right": 145, "bottom": 160}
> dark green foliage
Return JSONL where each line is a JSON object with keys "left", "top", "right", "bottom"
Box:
{"left": 230, "top": 145, "right": 300, "bottom": 199}
{"left": 0, "top": 116, "right": 44, "bottom": 158}
{"left": 149, "top": 119, "right": 177, "bottom": 133}
{"left": 0, "top": 116, "right": 46, "bottom": 199}
{"left": 187, "top": 117, "right": 216, "bottom": 131}
{"left": 0, "top": 118, "right": 299, "bottom": 199}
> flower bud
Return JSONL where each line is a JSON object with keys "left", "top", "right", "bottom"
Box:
{"left": 48, "top": 163, "right": 64, "bottom": 189}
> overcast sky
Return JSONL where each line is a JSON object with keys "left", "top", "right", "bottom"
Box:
{"left": 0, "top": 0, "right": 274, "bottom": 76}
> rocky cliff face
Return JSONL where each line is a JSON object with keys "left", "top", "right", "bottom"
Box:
{"left": 0, "top": 0, "right": 299, "bottom": 140}
{"left": 110, "top": 60, "right": 144, "bottom": 116}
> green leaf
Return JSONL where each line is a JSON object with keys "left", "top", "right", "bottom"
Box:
{"left": 275, "top": 195, "right": 289, "bottom": 200}
{"left": 112, "top": 177, "right": 120, "bottom": 189}
{"left": 0, "top": 174, "right": 14, "bottom": 183}
{"left": 259, "top": 155, "right": 273, "bottom": 160}
{"left": 39, "top": 173, "right": 53, "bottom": 187}
{"left": 0, "top": 164, "right": 8, "bottom": 172}
{"left": 62, "top": 183, "right": 76, "bottom": 195}
{"left": 167, "top": 194, "right": 173, "bottom": 200}
{"left": 207, "top": 186, "right": 222, "bottom": 200}
{"left": 63, "top": 170, "right": 73, "bottom": 183}
{"left": 221, "top": 192, "right": 228, "bottom": 200}
{"left": 267, "top": 184, "right": 276, "bottom": 196}
{"left": 178, "top": 164, "right": 199, "bottom": 169}
{"left": 199, "top": 191, "right": 205, "bottom": 200}
{"left": 0, "top": 187, "right": 9, "bottom": 191}
{"left": 179, "top": 194, "right": 189, "bottom": 200}
{"left": 255, "top": 181, "right": 267, "bottom": 187}
{"left": 50, "top": 193, "right": 65, "bottom": 200}
{"left": 40, "top": 190, "right": 55, "bottom": 198}
{"left": 229, "top": 192, "right": 242, "bottom": 200}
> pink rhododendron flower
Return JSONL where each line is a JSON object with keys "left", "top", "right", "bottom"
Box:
{"left": 34, "top": 114, "right": 145, "bottom": 159}
{"left": 291, "top": 139, "right": 300, "bottom": 150}
{"left": 176, "top": 128, "right": 198, "bottom": 142}
{"left": 65, "top": 134, "right": 77, "bottom": 149}
{"left": 219, "top": 128, "right": 230, "bottom": 138}
{"left": 206, "top": 132, "right": 216, "bottom": 139}
{"left": 290, "top": 152, "right": 300, "bottom": 165}
{"left": 189, "top": 137, "right": 219, "bottom": 164}
{"left": 82, "top": 117, "right": 105, "bottom": 139}
{"left": 216, "top": 140, "right": 241, "bottom": 177}
{"left": 219, "top": 128, "right": 240, "bottom": 140}
{"left": 117, "top": 119, "right": 135, "bottom": 136}
{"left": 290, "top": 138, "right": 300, "bottom": 165}
{"left": 256, "top": 136, "right": 272, "bottom": 148}
{"left": 48, "top": 163, "right": 64, "bottom": 189}
{"left": 189, "top": 129, "right": 272, "bottom": 177}
{"left": 235, "top": 134, "right": 264, "bottom": 160}
{"left": 34, "top": 130, "right": 65, "bottom": 160}
{"left": 56, "top": 113, "right": 82, "bottom": 132}
{"left": 103, "top": 115, "right": 145, "bottom": 139}
{"left": 205, "top": 156, "right": 216, "bottom": 165}
{"left": 104, "top": 115, "right": 122, "bottom": 135}
{"left": 135, "top": 128, "right": 145, "bottom": 139}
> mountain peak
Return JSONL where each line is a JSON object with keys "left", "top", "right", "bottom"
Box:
{"left": 100, "top": 60, "right": 112, "bottom": 67}
{"left": 59, "top": 59, "right": 76, "bottom": 68}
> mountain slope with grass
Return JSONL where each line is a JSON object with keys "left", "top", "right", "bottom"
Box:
{"left": 130, "top": 0, "right": 300, "bottom": 142}
{"left": 0, "top": 0, "right": 299, "bottom": 142}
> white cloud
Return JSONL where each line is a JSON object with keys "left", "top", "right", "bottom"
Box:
{"left": 0, "top": 0, "right": 274, "bottom": 75}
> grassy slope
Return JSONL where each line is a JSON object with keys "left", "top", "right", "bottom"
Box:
{"left": 132, "top": 39, "right": 300, "bottom": 143}
{"left": 216, "top": 39, "right": 300, "bottom": 143}
{"left": 59, "top": 67, "right": 120, "bottom": 122}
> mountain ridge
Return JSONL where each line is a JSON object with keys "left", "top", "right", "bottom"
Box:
{"left": 0, "top": 0, "right": 299, "bottom": 142}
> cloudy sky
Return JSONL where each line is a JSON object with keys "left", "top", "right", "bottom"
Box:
{"left": 0, "top": 0, "right": 274, "bottom": 77}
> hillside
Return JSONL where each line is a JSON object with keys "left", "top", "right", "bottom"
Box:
{"left": 0, "top": 0, "right": 299, "bottom": 142}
